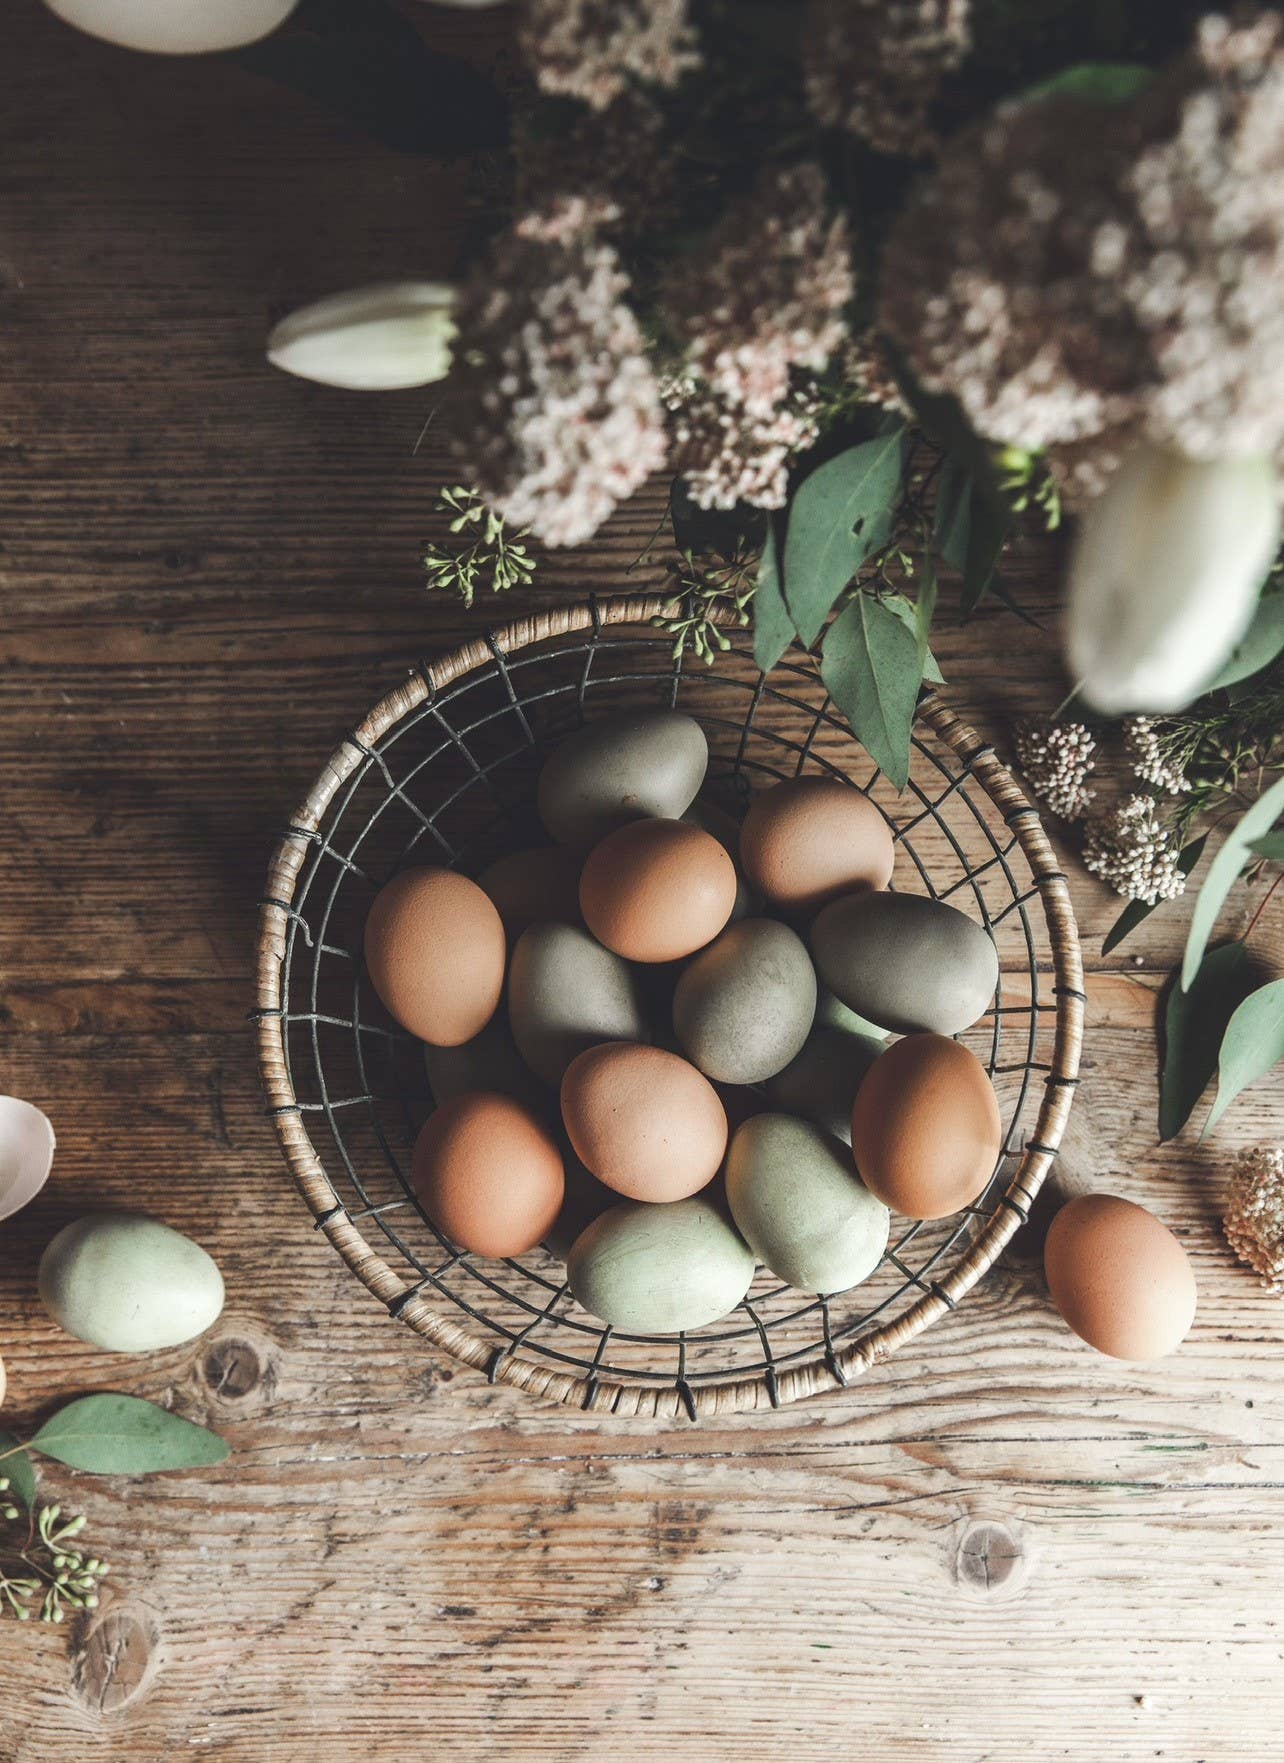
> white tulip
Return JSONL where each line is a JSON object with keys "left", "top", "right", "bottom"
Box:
{"left": 266, "top": 282, "right": 458, "bottom": 392}
{"left": 1066, "top": 442, "right": 1281, "bottom": 715}
{"left": 43, "top": 0, "right": 299, "bottom": 54}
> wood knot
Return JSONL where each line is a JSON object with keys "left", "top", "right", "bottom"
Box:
{"left": 72, "top": 1606, "right": 160, "bottom": 1716}
{"left": 955, "top": 1520, "right": 1027, "bottom": 1598}
{"left": 201, "top": 1337, "right": 263, "bottom": 1399}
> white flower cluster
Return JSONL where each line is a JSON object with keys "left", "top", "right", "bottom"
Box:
{"left": 1224, "top": 1144, "right": 1284, "bottom": 1295}
{"left": 520, "top": 0, "right": 699, "bottom": 112}
{"left": 1081, "top": 793, "right": 1186, "bottom": 903}
{"left": 662, "top": 375, "right": 823, "bottom": 512}
{"left": 1124, "top": 716, "right": 1192, "bottom": 795}
{"left": 1013, "top": 719, "right": 1097, "bottom": 821}
{"left": 802, "top": 0, "right": 970, "bottom": 158}
{"left": 452, "top": 233, "right": 666, "bottom": 547}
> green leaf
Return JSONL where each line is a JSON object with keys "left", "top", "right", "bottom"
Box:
{"left": 883, "top": 592, "right": 944, "bottom": 684}
{"left": 1249, "top": 831, "right": 1284, "bottom": 861}
{"left": 752, "top": 523, "right": 795, "bottom": 674}
{"left": 1102, "top": 835, "right": 1208, "bottom": 956}
{"left": 783, "top": 430, "right": 906, "bottom": 646}
{"left": 1204, "top": 977, "right": 1284, "bottom": 1137}
{"left": 1182, "top": 775, "right": 1284, "bottom": 990}
{"left": 933, "top": 458, "right": 971, "bottom": 573}
{"left": 30, "top": 1396, "right": 229, "bottom": 1475}
{"left": 1200, "top": 588, "right": 1284, "bottom": 692}
{"left": 0, "top": 1430, "right": 37, "bottom": 1509}
{"left": 960, "top": 487, "right": 1010, "bottom": 614}
{"left": 1159, "top": 941, "right": 1256, "bottom": 1141}
{"left": 820, "top": 595, "right": 923, "bottom": 791}
{"left": 1019, "top": 63, "right": 1154, "bottom": 107}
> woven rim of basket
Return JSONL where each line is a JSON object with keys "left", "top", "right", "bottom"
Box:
{"left": 255, "top": 594, "right": 1084, "bottom": 1420}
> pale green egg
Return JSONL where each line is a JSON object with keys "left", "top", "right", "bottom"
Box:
{"left": 567, "top": 1196, "right": 755, "bottom": 1333}
{"left": 39, "top": 1213, "right": 224, "bottom": 1353}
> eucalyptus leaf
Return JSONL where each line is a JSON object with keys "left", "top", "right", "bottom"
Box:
{"left": 1249, "top": 831, "right": 1284, "bottom": 861}
{"left": 883, "top": 592, "right": 944, "bottom": 683}
{"left": 753, "top": 525, "right": 794, "bottom": 674}
{"left": 1182, "top": 774, "right": 1284, "bottom": 989}
{"left": 1102, "top": 835, "right": 1208, "bottom": 955}
{"left": 820, "top": 595, "right": 923, "bottom": 791}
{"left": 933, "top": 458, "right": 971, "bottom": 573}
{"left": 30, "top": 1395, "right": 229, "bottom": 1475}
{"left": 0, "top": 1430, "right": 36, "bottom": 1509}
{"left": 1019, "top": 63, "right": 1155, "bottom": 106}
{"left": 783, "top": 430, "right": 906, "bottom": 646}
{"left": 1204, "top": 977, "right": 1284, "bottom": 1137}
{"left": 1200, "top": 589, "right": 1284, "bottom": 692}
{"left": 1159, "top": 941, "right": 1255, "bottom": 1141}
{"left": 960, "top": 487, "right": 1010, "bottom": 614}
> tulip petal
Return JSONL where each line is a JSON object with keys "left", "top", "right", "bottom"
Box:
{"left": 267, "top": 281, "right": 458, "bottom": 392}
{"left": 44, "top": 0, "right": 299, "bottom": 54}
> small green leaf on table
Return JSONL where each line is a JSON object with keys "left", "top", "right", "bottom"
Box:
{"left": 0, "top": 1430, "right": 37, "bottom": 1509}
{"left": 752, "top": 523, "right": 795, "bottom": 674}
{"left": 30, "top": 1395, "right": 229, "bottom": 1475}
{"left": 1249, "top": 831, "right": 1284, "bottom": 861}
{"left": 1018, "top": 63, "right": 1155, "bottom": 106}
{"left": 820, "top": 594, "right": 923, "bottom": 791}
{"left": 1102, "top": 835, "right": 1208, "bottom": 956}
{"left": 1182, "top": 774, "right": 1284, "bottom": 989}
{"left": 1203, "top": 977, "right": 1284, "bottom": 1138}
{"left": 1200, "top": 588, "right": 1284, "bottom": 692}
{"left": 1160, "top": 941, "right": 1257, "bottom": 1141}
{"left": 783, "top": 429, "right": 906, "bottom": 646}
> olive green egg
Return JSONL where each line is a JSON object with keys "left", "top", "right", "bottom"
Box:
{"left": 567, "top": 1196, "right": 755, "bottom": 1333}
{"left": 508, "top": 922, "right": 650, "bottom": 1086}
{"left": 816, "top": 985, "right": 889, "bottom": 1042}
{"left": 724, "top": 1114, "right": 890, "bottom": 1295}
{"left": 423, "top": 1010, "right": 550, "bottom": 1117}
{"left": 537, "top": 709, "right": 708, "bottom": 850}
{"left": 38, "top": 1213, "right": 224, "bottom": 1353}
{"left": 764, "top": 1025, "right": 885, "bottom": 1144}
{"left": 672, "top": 918, "right": 817, "bottom": 1084}
{"left": 810, "top": 891, "right": 999, "bottom": 1035}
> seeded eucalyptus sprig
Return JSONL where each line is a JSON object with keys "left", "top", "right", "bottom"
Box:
{"left": 422, "top": 486, "right": 536, "bottom": 609}
{"left": 652, "top": 549, "right": 757, "bottom": 664}
{"left": 0, "top": 1492, "right": 109, "bottom": 1624}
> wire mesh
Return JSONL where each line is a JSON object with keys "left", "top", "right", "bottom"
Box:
{"left": 257, "top": 600, "right": 1081, "bottom": 1418}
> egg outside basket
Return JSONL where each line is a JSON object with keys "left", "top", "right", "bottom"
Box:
{"left": 255, "top": 595, "right": 1083, "bottom": 1421}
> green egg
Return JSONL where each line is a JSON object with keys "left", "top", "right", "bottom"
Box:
{"left": 567, "top": 1196, "right": 755, "bottom": 1333}
{"left": 537, "top": 709, "right": 708, "bottom": 850}
{"left": 724, "top": 1114, "right": 889, "bottom": 1295}
{"left": 38, "top": 1213, "right": 224, "bottom": 1353}
{"left": 672, "top": 918, "right": 816, "bottom": 1084}
{"left": 810, "top": 891, "right": 999, "bottom": 1035}
{"left": 764, "top": 1025, "right": 885, "bottom": 1144}
{"left": 423, "top": 1011, "right": 550, "bottom": 1117}
{"left": 508, "top": 922, "right": 650, "bottom": 1085}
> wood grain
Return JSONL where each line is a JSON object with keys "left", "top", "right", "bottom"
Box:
{"left": 1, "top": 4, "right": 1282, "bottom": 1759}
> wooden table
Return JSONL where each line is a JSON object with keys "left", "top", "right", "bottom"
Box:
{"left": 2, "top": 6, "right": 1281, "bottom": 1758}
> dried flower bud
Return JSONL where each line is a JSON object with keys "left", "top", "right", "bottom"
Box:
{"left": 1081, "top": 794, "right": 1186, "bottom": 903}
{"left": 520, "top": 0, "right": 699, "bottom": 112}
{"left": 1225, "top": 1146, "right": 1284, "bottom": 1293}
{"left": 1013, "top": 719, "right": 1096, "bottom": 821}
{"left": 267, "top": 284, "right": 457, "bottom": 393}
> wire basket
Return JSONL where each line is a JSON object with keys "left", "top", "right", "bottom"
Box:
{"left": 255, "top": 595, "right": 1083, "bottom": 1421}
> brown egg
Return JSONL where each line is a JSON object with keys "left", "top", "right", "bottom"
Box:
{"left": 740, "top": 777, "right": 894, "bottom": 913}
{"left": 1044, "top": 1194, "right": 1197, "bottom": 1361}
{"left": 412, "top": 1092, "right": 564, "bottom": 1257}
{"left": 850, "top": 1032, "right": 1001, "bottom": 1220}
{"left": 478, "top": 846, "right": 582, "bottom": 939}
{"left": 560, "top": 1042, "right": 728, "bottom": 1202}
{"left": 578, "top": 818, "right": 737, "bottom": 963}
{"left": 364, "top": 867, "right": 505, "bottom": 1047}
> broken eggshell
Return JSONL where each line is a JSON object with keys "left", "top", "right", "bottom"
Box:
{"left": 0, "top": 1096, "right": 56, "bottom": 1223}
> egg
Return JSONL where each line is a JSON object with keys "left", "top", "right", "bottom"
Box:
{"left": 537, "top": 709, "right": 708, "bottom": 850}
{"left": 412, "top": 1093, "right": 564, "bottom": 1258}
{"left": 508, "top": 922, "right": 650, "bottom": 1086}
{"left": 38, "top": 1214, "right": 225, "bottom": 1352}
{"left": 810, "top": 891, "right": 999, "bottom": 1035}
{"left": 543, "top": 1148, "right": 617, "bottom": 1261}
{"left": 740, "top": 777, "right": 894, "bottom": 912}
{"left": 764, "top": 1025, "right": 885, "bottom": 1145}
{"left": 560, "top": 1043, "right": 728, "bottom": 1202}
{"left": 815, "top": 986, "right": 889, "bottom": 1041}
{"left": 423, "top": 1012, "right": 549, "bottom": 1117}
{"left": 1044, "top": 1194, "right": 1197, "bottom": 1360}
{"left": 364, "top": 867, "right": 505, "bottom": 1047}
{"left": 683, "top": 799, "right": 759, "bottom": 920}
{"left": 567, "top": 1196, "right": 756, "bottom": 1333}
{"left": 850, "top": 1033, "right": 1001, "bottom": 1220}
{"left": 725, "top": 1114, "right": 890, "bottom": 1294}
{"left": 42, "top": 0, "right": 299, "bottom": 55}
{"left": 478, "top": 846, "right": 582, "bottom": 938}
{"left": 579, "top": 819, "right": 737, "bottom": 962}
{"left": 673, "top": 918, "right": 817, "bottom": 1084}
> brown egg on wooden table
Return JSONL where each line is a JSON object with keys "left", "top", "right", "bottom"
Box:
{"left": 1044, "top": 1193, "right": 1197, "bottom": 1360}
{"left": 850, "top": 1032, "right": 1001, "bottom": 1220}
{"left": 560, "top": 1042, "right": 728, "bottom": 1202}
{"left": 478, "top": 845, "right": 582, "bottom": 939}
{"left": 740, "top": 776, "right": 894, "bottom": 913}
{"left": 364, "top": 867, "right": 505, "bottom": 1046}
{"left": 579, "top": 817, "right": 737, "bottom": 962}
{"left": 412, "top": 1092, "right": 564, "bottom": 1257}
